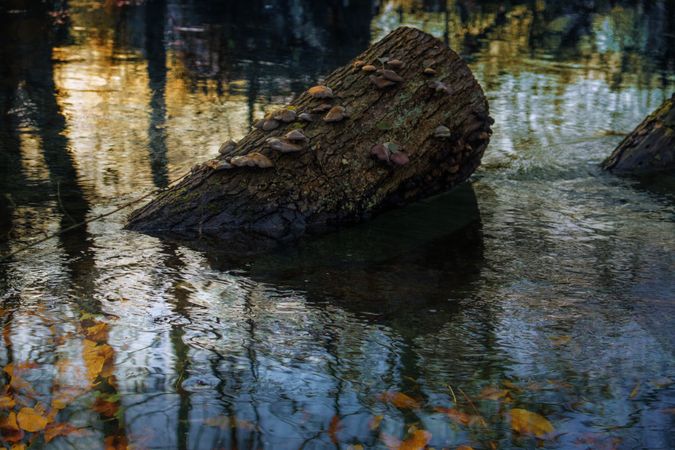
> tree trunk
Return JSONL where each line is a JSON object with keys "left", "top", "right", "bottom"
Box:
{"left": 127, "top": 27, "right": 492, "bottom": 241}
{"left": 602, "top": 93, "right": 675, "bottom": 175}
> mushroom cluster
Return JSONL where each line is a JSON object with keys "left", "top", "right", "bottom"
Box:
{"left": 363, "top": 56, "right": 406, "bottom": 90}
{"left": 230, "top": 152, "right": 274, "bottom": 169}
{"left": 266, "top": 129, "right": 309, "bottom": 154}
{"left": 434, "top": 125, "right": 451, "bottom": 138}
{"left": 370, "top": 142, "right": 409, "bottom": 166}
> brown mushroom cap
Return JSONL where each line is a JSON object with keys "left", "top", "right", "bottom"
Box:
{"left": 285, "top": 129, "right": 308, "bottom": 142}
{"left": 387, "top": 59, "right": 404, "bottom": 69}
{"left": 273, "top": 109, "right": 297, "bottom": 123}
{"left": 218, "top": 139, "right": 237, "bottom": 155}
{"left": 423, "top": 67, "right": 437, "bottom": 76}
{"left": 390, "top": 151, "right": 409, "bottom": 166}
{"left": 370, "top": 143, "right": 390, "bottom": 162}
{"left": 231, "top": 152, "right": 273, "bottom": 168}
{"left": 361, "top": 64, "right": 377, "bottom": 73}
{"left": 324, "top": 105, "right": 347, "bottom": 123}
{"left": 369, "top": 75, "right": 396, "bottom": 89}
{"left": 262, "top": 119, "right": 280, "bottom": 131}
{"left": 308, "top": 85, "right": 334, "bottom": 99}
{"left": 428, "top": 81, "right": 450, "bottom": 94}
{"left": 206, "top": 158, "right": 233, "bottom": 171}
{"left": 381, "top": 69, "right": 404, "bottom": 82}
{"left": 434, "top": 125, "right": 451, "bottom": 138}
{"left": 353, "top": 60, "right": 366, "bottom": 68}
{"left": 299, "top": 112, "right": 315, "bottom": 122}
{"left": 311, "top": 103, "right": 333, "bottom": 114}
{"left": 267, "top": 138, "right": 303, "bottom": 153}
{"left": 254, "top": 119, "right": 265, "bottom": 129}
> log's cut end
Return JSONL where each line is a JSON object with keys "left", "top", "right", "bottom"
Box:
{"left": 127, "top": 26, "right": 493, "bottom": 241}
{"left": 602, "top": 93, "right": 675, "bottom": 175}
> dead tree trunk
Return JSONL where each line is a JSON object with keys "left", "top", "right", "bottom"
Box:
{"left": 127, "top": 27, "right": 492, "bottom": 241}
{"left": 602, "top": 93, "right": 675, "bottom": 175}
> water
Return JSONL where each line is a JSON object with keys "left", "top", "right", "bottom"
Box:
{"left": 1, "top": 1, "right": 674, "bottom": 449}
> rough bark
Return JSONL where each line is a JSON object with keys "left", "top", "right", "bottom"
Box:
{"left": 602, "top": 93, "right": 675, "bottom": 175}
{"left": 127, "top": 27, "right": 492, "bottom": 241}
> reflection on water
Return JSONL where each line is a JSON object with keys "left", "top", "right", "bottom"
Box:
{"left": 1, "top": 0, "right": 674, "bottom": 448}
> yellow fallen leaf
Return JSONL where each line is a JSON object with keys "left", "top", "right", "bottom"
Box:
{"left": 17, "top": 407, "right": 50, "bottom": 432}
{"left": 370, "top": 414, "right": 384, "bottom": 430}
{"left": 435, "top": 407, "right": 471, "bottom": 425}
{"left": 399, "top": 429, "right": 431, "bottom": 450}
{"left": 0, "top": 395, "right": 15, "bottom": 408}
{"left": 11, "top": 444, "right": 26, "bottom": 450}
{"left": 629, "top": 383, "right": 640, "bottom": 399}
{"left": 82, "top": 340, "right": 114, "bottom": 383}
{"left": 379, "top": 392, "right": 420, "bottom": 409}
{"left": 83, "top": 322, "right": 109, "bottom": 342}
{"left": 510, "top": 408, "right": 554, "bottom": 437}
{"left": 0, "top": 411, "right": 23, "bottom": 443}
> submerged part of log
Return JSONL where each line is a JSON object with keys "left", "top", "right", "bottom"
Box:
{"left": 127, "top": 27, "right": 492, "bottom": 240}
{"left": 602, "top": 94, "right": 675, "bottom": 175}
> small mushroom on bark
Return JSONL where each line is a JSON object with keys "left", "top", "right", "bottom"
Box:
{"left": 308, "top": 85, "right": 333, "bottom": 99}
{"left": 428, "top": 80, "right": 450, "bottom": 94}
{"left": 324, "top": 105, "right": 347, "bottom": 123}
{"left": 298, "top": 112, "right": 315, "bottom": 122}
{"left": 206, "top": 159, "right": 233, "bottom": 171}
{"left": 361, "top": 64, "right": 377, "bottom": 72}
{"left": 433, "top": 125, "right": 451, "bottom": 138}
{"left": 369, "top": 75, "right": 396, "bottom": 89}
{"left": 218, "top": 139, "right": 237, "bottom": 155}
{"left": 230, "top": 152, "right": 274, "bottom": 168}
{"left": 389, "top": 151, "right": 409, "bottom": 166}
{"left": 386, "top": 59, "right": 404, "bottom": 69}
{"left": 423, "top": 67, "right": 437, "bottom": 76}
{"left": 262, "top": 119, "right": 280, "bottom": 131}
{"left": 267, "top": 138, "right": 303, "bottom": 153}
{"left": 312, "top": 103, "right": 333, "bottom": 114}
{"left": 285, "top": 129, "right": 308, "bottom": 142}
{"left": 353, "top": 60, "right": 366, "bottom": 68}
{"left": 370, "top": 143, "right": 390, "bottom": 162}
{"left": 381, "top": 69, "right": 404, "bottom": 83}
{"left": 273, "top": 109, "right": 297, "bottom": 123}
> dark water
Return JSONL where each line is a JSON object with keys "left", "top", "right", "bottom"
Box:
{"left": 1, "top": 1, "right": 674, "bottom": 449}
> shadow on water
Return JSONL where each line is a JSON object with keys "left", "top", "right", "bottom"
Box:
{"left": 172, "top": 183, "right": 484, "bottom": 334}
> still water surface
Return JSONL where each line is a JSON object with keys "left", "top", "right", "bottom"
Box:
{"left": 1, "top": 1, "right": 674, "bottom": 448}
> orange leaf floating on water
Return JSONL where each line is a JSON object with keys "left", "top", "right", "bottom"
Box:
{"left": 379, "top": 391, "right": 421, "bottom": 409}
{"left": 82, "top": 339, "right": 114, "bottom": 383}
{"left": 370, "top": 414, "right": 384, "bottom": 430}
{"left": 83, "top": 322, "right": 109, "bottom": 342}
{"left": 45, "top": 422, "right": 88, "bottom": 443}
{"left": 104, "top": 434, "right": 129, "bottom": 450}
{"left": 510, "top": 408, "right": 554, "bottom": 438}
{"left": 398, "top": 429, "right": 431, "bottom": 450}
{"left": 479, "top": 386, "right": 510, "bottom": 401}
{"left": 0, "top": 411, "right": 24, "bottom": 443}
{"left": 17, "top": 407, "right": 50, "bottom": 432}
{"left": 328, "top": 415, "right": 341, "bottom": 444}
{"left": 92, "top": 397, "right": 119, "bottom": 418}
{"left": 435, "top": 407, "right": 471, "bottom": 425}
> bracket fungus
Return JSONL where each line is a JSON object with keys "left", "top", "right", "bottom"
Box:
{"left": 230, "top": 152, "right": 274, "bottom": 169}
{"left": 353, "top": 60, "right": 366, "bottom": 68}
{"left": 369, "top": 75, "right": 396, "bottom": 89}
{"left": 267, "top": 138, "right": 303, "bottom": 153}
{"left": 308, "top": 85, "right": 334, "bottom": 99}
{"left": 218, "top": 140, "right": 237, "bottom": 155}
{"left": 298, "top": 112, "right": 315, "bottom": 122}
{"left": 272, "top": 109, "right": 297, "bottom": 123}
{"left": 285, "top": 129, "right": 308, "bottom": 143}
{"left": 370, "top": 143, "right": 390, "bottom": 162}
{"left": 205, "top": 159, "right": 233, "bottom": 171}
{"left": 361, "top": 64, "right": 377, "bottom": 73}
{"left": 324, "top": 105, "right": 348, "bottom": 123}
{"left": 429, "top": 81, "right": 450, "bottom": 94}
{"left": 312, "top": 103, "right": 333, "bottom": 114}
{"left": 423, "top": 67, "right": 437, "bottom": 76}
{"left": 370, "top": 142, "right": 409, "bottom": 166}
{"left": 381, "top": 69, "right": 404, "bottom": 82}
{"left": 434, "top": 125, "right": 451, "bottom": 138}
{"left": 386, "top": 59, "right": 404, "bottom": 69}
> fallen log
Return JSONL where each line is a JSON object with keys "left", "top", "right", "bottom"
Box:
{"left": 602, "top": 93, "right": 675, "bottom": 175}
{"left": 127, "top": 27, "right": 492, "bottom": 240}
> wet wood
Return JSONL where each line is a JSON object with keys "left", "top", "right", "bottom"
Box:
{"left": 602, "top": 93, "right": 675, "bottom": 175}
{"left": 126, "top": 27, "right": 493, "bottom": 240}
